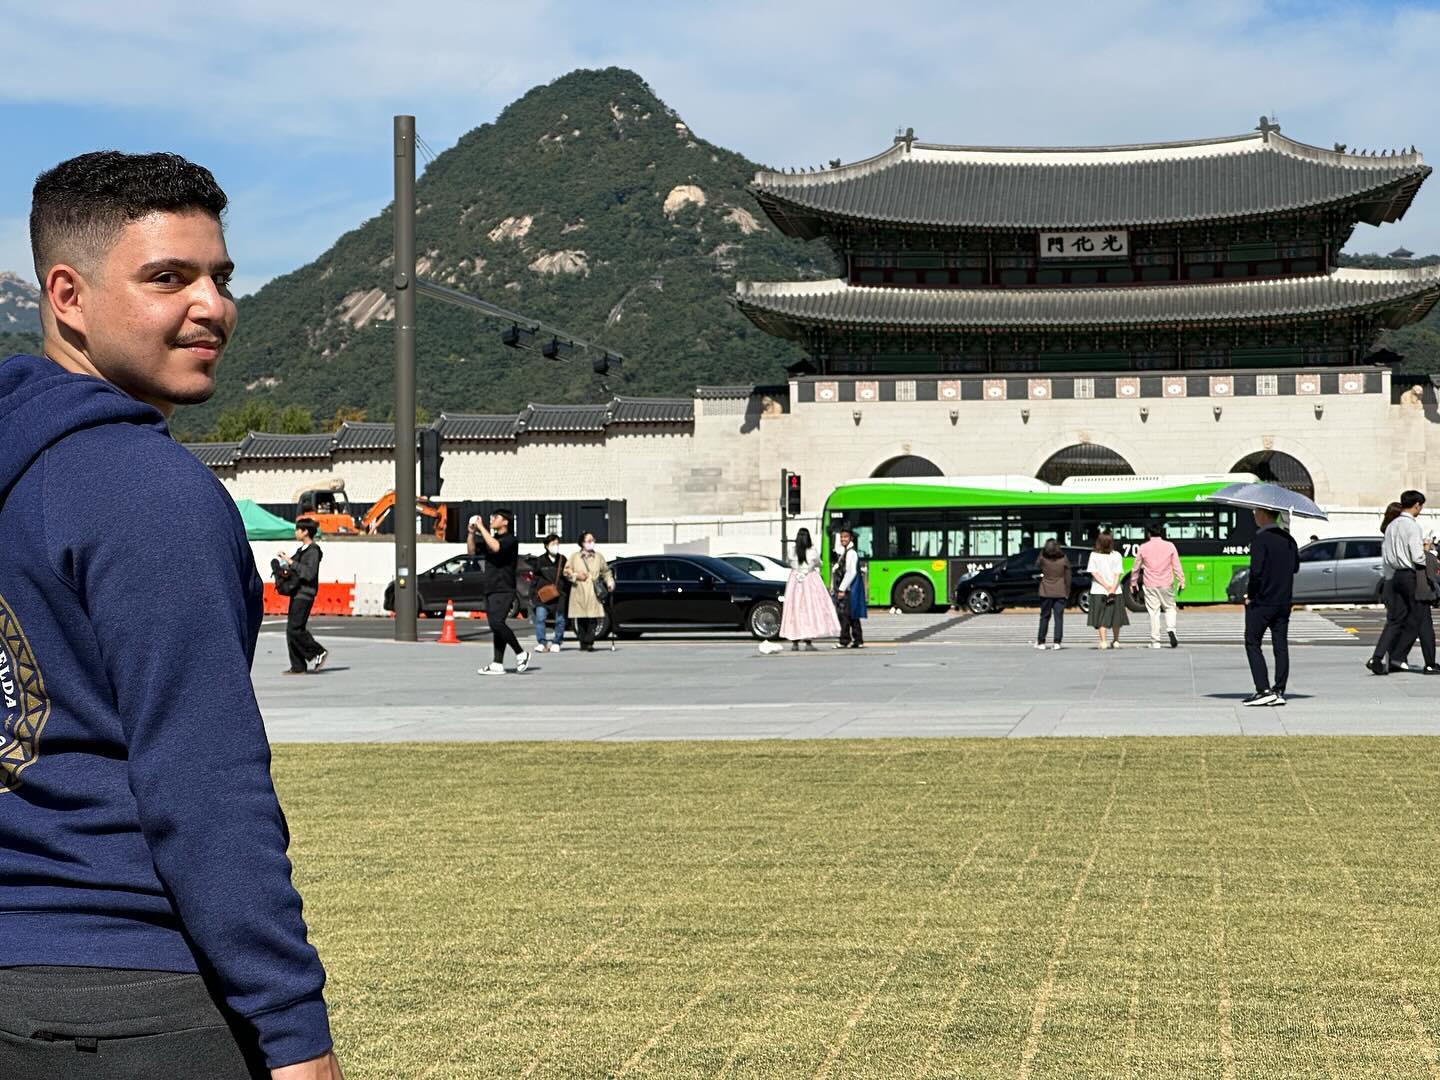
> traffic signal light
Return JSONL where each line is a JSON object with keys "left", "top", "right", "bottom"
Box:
{"left": 786, "top": 472, "right": 802, "bottom": 515}
{"left": 419, "top": 428, "right": 443, "bottom": 496}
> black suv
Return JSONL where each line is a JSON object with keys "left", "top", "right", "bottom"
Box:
{"left": 953, "top": 547, "right": 1101, "bottom": 615}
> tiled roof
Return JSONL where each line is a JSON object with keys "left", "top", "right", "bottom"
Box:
{"left": 751, "top": 130, "right": 1430, "bottom": 235}
{"left": 234, "top": 432, "right": 338, "bottom": 460}
{"left": 608, "top": 397, "right": 693, "bottom": 423}
{"left": 518, "top": 404, "right": 611, "bottom": 433}
{"left": 184, "top": 441, "right": 239, "bottom": 467}
{"left": 333, "top": 421, "right": 412, "bottom": 451}
{"left": 436, "top": 413, "right": 521, "bottom": 440}
{"left": 695, "top": 384, "right": 758, "bottom": 399}
{"left": 735, "top": 267, "right": 1440, "bottom": 333}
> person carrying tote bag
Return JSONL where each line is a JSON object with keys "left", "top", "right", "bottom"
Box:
{"left": 564, "top": 531, "right": 615, "bottom": 652}
{"left": 1086, "top": 530, "right": 1129, "bottom": 649}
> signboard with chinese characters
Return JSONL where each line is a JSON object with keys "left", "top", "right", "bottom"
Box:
{"left": 1038, "top": 230, "right": 1129, "bottom": 258}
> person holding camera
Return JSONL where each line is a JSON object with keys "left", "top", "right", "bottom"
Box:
{"left": 274, "top": 517, "right": 327, "bottom": 675}
{"left": 469, "top": 509, "right": 530, "bottom": 675}
{"left": 565, "top": 531, "right": 615, "bottom": 652}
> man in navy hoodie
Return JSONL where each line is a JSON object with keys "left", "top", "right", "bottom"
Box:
{"left": 0, "top": 153, "right": 341, "bottom": 1078}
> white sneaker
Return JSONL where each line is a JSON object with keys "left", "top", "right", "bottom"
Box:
{"left": 1033, "top": 642, "right": 1046, "bottom": 650}
{"left": 516, "top": 651, "right": 531, "bottom": 673}
{"left": 1048, "top": 643, "right": 1062, "bottom": 650}
{"left": 1150, "top": 643, "right": 1162, "bottom": 650}
{"left": 310, "top": 649, "right": 329, "bottom": 672}
{"left": 477, "top": 663, "right": 506, "bottom": 676}
{"left": 551, "top": 641, "right": 564, "bottom": 652}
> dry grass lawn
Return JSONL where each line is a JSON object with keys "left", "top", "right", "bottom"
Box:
{"left": 272, "top": 738, "right": 1440, "bottom": 1078}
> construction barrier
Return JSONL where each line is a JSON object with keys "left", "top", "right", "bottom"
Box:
{"left": 262, "top": 582, "right": 357, "bottom": 617}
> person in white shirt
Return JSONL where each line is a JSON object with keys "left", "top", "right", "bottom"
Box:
{"left": 1085, "top": 530, "right": 1129, "bottom": 649}
{"left": 831, "top": 527, "right": 865, "bottom": 649}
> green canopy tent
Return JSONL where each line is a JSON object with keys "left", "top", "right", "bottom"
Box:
{"left": 236, "top": 499, "right": 295, "bottom": 541}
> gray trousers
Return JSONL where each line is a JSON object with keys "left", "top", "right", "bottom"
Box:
{"left": 0, "top": 967, "right": 267, "bottom": 1079}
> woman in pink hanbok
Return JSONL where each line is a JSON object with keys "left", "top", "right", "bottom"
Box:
{"left": 779, "top": 528, "right": 841, "bottom": 650}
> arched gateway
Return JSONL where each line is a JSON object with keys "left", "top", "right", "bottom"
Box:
{"left": 872, "top": 455, "right": 944, "bottom": 478}
{"left": 1231, "top": 451, "right": 1315, "bottom": 499}
{"left": 1037, "top": 444, "right": 1135, "bottom": 486}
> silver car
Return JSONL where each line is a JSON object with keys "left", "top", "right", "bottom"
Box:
{"left": 1227, "top": 536, "right": 1384, "bottom": 604}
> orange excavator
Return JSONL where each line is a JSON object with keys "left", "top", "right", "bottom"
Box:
{"left": 359, "top": 491, "right": 448, "bottom": 540}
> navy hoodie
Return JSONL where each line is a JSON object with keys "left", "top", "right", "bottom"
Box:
{"left": 0, "top": 354, "right": 331, "bottom": 1067}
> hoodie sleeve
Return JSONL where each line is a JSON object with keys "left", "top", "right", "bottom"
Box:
{"left": 44, "top": 433, "right": 331, "bottom": 1069}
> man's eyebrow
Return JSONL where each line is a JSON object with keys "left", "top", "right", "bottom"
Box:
{"left": 137, "top": 258, "right": 236, "bottom": 276}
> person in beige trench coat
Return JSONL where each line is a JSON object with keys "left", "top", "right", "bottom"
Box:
{"left": 565, "top": 531, "right": 615, "bottom": 651}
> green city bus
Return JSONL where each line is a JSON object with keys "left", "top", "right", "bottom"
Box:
{"left": 820, "top": 474, "right": 1260, "bottom": 613}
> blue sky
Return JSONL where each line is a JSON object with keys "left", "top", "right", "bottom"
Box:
{"left": 5, "top": 0, "right": 1440, "bottom": 296}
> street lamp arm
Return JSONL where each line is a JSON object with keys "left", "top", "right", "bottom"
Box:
{"left": 415, "top": 277, "right": 624, "bottom": 364}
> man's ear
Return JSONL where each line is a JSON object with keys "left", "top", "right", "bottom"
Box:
{"left": 45, "top": 263, "right": 90, "bottom": 339}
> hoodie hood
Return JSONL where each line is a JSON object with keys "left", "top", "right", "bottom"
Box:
{"left": 0, "top": 353, "right": 166, "bottom": 497}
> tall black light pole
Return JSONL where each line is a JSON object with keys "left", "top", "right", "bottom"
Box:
{"left": 393, "top": 115, "right": 418, "bottom": 641}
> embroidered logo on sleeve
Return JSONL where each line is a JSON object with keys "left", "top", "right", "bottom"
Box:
{"left": 0, "top": 594, "right": 49, "bottom": 794}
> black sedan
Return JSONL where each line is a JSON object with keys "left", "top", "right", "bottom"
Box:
{"left": 605, "top": 554, "right": 784, "bottom": 639}
{"left": 953, "top": 547, "right": 1105, "bottom": 615}
{"left": 383, "top": 553, "right": 537, "bottom": 618}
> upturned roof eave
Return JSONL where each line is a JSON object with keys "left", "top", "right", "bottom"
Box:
{"left": 750, "top": 170, "right": 1432, "bottom": 238}
{"left": 734, "top": 276, "right": 1440, "bottom": 335}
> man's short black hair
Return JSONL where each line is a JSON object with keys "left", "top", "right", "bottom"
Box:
{"left": 1146, "top": 522, "right": 1164, "bottom": 538}
{"left": 544, "top": 532, "right": 561, "bottom": 545}
{"left": 1401, "top": 490, "right": 1426, "bottom": 510}
{"left": 30, "top": 151, "right": 228, "bottom": 282}
{"left": 296, "top": 518, "right": 319, "bottom": 539}
{"left": 492, "top": 508, "right": 514, "bottom": 528}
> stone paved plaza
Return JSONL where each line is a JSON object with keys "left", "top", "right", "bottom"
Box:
{"left": 255, "top": 611, "right": 1439, "bottom": 742}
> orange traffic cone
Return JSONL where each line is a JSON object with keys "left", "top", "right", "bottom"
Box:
{"left": 437, "top": 599, "right": 461, "bottom": 645}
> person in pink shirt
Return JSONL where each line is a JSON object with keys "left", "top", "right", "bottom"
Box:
{"left": 1129, "top": 523, "right": 1185, "bottom": 648}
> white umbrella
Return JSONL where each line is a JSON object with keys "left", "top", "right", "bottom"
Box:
{"left": 1204, "top": 482, "right": 1328, "bottom": 520}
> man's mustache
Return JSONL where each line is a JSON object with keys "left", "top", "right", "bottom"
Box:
{"left": 173, "top": 329, "right": 228, "bottom": 347}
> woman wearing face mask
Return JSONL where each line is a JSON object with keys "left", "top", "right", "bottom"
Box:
{"left": 564, "top": 531, "right": 615, "bottom": 652}
{"left": 529, "top": 533, "right": 568, "bottom": 653}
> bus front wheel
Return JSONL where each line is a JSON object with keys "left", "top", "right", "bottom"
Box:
{"left": 892, "top": 575, "right": 935, "bottom": 614}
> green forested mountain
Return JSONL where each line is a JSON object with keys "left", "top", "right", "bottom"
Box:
{"left": 171, "top": 67, "right": 832, "bottom": 439}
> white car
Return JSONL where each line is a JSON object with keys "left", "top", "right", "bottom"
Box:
{"left": 715, "top": 552, "right": 792, "bottom": 583}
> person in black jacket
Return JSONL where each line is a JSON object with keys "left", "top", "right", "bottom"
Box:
{"left": 1242, "top": 507, "right": 1299, "bottom": 707}
{"left": 471, "top": 508, "right": 530, "bottom": 675}
{"left": 529, "top": 532, "right": 569, "bottom": 652}
{"left": 275, "top": 517, "right": 327, "bottom": 675}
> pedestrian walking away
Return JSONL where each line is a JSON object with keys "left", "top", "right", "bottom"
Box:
{"left": 0, "top": 152, "right": 339, "bottom": 1077}
{"left": 831, "top": 526, "right": 866, "bottom": 648}
{"left": 1085, "top": 530, "right": 1129, "bottom": 648}
{"left": 565, "top": 531, "right": 615, "bottom": 652}
{"left": 1405, "top": 534, "right": 1440, "bottom": 673}
{"left": 1367, "top": 492, "right": 1430, "bottom": 676}
{"left": 1129, "top": 522, "right": 1185, "bottom": 648}
{"left": 274, "top": 517, "right": 328, "bottom": 675}
{"left": 775, "top": 528, "right": 840, "bottom": 653}
{"left": 1242, "top": 507, "right": 1300, "bottom": 706}
{"left": 529, "top": 533, "right": 569, "bottom": 653}
{"left": 471, "top": 509, "right": 529, "bottom": 675}
{"left": 1035, "top": 538, "right": 1071, "bottom": 649}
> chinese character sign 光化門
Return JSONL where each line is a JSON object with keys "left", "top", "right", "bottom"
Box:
{"left": 1038, "top": 231, "right": 1129, "bottom": 258}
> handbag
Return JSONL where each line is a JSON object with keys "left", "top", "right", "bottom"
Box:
{"left": 536, "top": 555, "right": 562, "bottom": 605}
{"left": 273, "top": 558, "right": 301, "bottom": 597}
{"left": 592, "top": 556, "right": 611, "bottom": 604}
